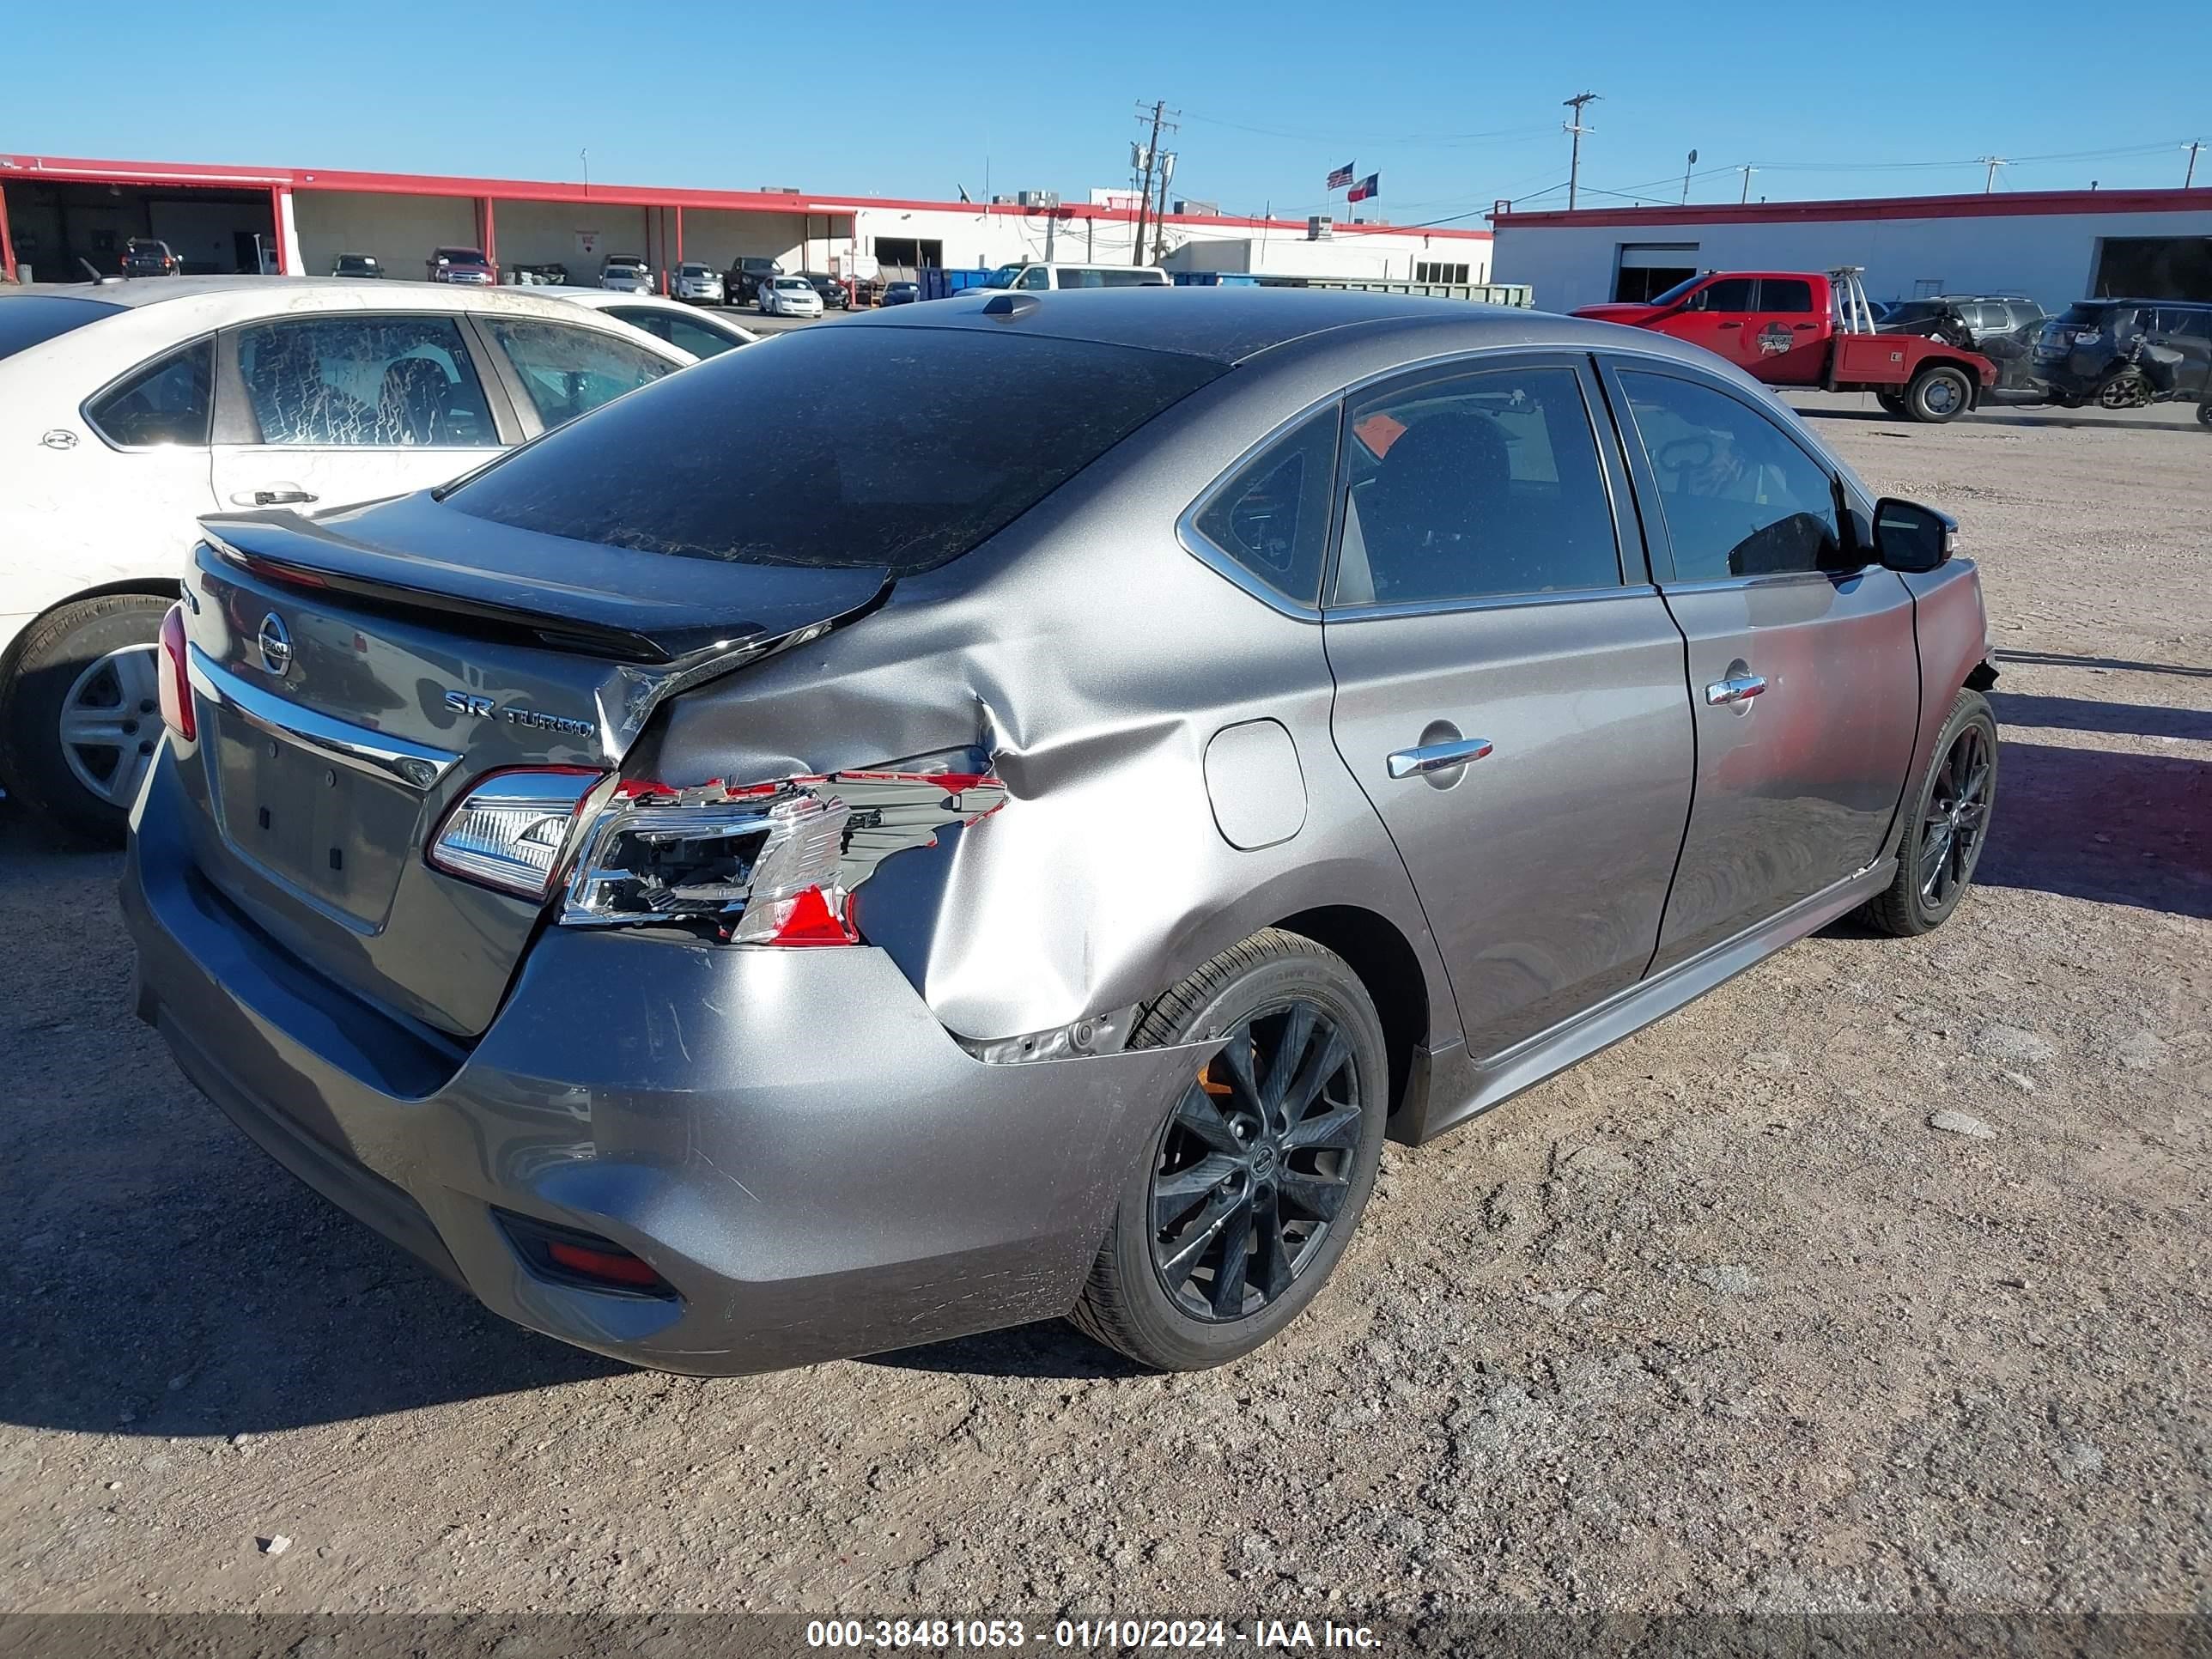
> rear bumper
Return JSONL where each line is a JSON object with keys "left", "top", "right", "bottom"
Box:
{"left": 123, "top": 750, "right": 1200, "bottom": 1375}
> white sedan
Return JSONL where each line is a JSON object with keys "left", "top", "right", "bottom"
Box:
{"left": 0, "top": 276, "right": 692, "bottom": 838}
{"left": 542, "top": 289, "right": 757, "bottom": 358}
{"left": 757, "top": 276, "right": 823, "bottom": 319}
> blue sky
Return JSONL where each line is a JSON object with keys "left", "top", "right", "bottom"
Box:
{"left": 10, "top": 3, "right": 2211, "bottom": 220}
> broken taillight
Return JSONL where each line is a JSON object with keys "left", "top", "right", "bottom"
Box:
{"left": 560, "top": 771, "right": 1007, "bottom": 945}
{"left": 156, "top": 604, "right": 194, "bottom": 743}
{"left": 427, "top": 768, "right": 605, "bottom": 899}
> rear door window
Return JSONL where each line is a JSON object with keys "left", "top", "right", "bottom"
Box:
{"left": 86, "top": 337, "right": 214, "bottom": 447}
{"left": 447, "top": 327, "right": 1224, "bottom": 574}
{"left": 1758, "top": 278, "right": 1815, "bottom": 313}
{"left": 237, "top": 315, "right": 500, "bottom": 447}
{"left": 1333, "top": 363, "right": 1623, "bottom": 605}
{"left": 483, "top": 319, "right": 673, "bottom": 429}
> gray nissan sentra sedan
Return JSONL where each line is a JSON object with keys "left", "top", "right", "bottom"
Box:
{"left": 123, "top": 289, "right": 1998, "bottom": 1375}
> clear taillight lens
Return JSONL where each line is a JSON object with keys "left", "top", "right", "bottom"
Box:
{"left": 156, "top": 603, "right": 195, "bottom": 743}
{"left": 428, "top": 769, "right": 605, "bottom": 898}
{"left": 562, "top": 771, "right": 1007, "bottom": 946}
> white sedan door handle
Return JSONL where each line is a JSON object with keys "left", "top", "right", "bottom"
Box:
{"left": 231, "top": 485, "right": 319, "bottom": 507}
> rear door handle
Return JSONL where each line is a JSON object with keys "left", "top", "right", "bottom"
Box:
{"left": 1387, "top": 737, "right": 1493, "bottom": 779}
{"left": 232, "top": 486, "right": 319, "bottom": 507}
{"left": 1717, "top": 321, "right": 1741, "bottom": 330}
{"left": 1705, "top": 672, "right": 1768, "bottom": 706}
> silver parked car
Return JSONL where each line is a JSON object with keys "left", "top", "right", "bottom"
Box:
{"left": 124, "top": 290, "right": 1998, "bottom": 1375}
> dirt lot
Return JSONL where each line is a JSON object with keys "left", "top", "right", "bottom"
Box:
{"left": 0, "top": 407, "right": 2206, "bottom": 1626}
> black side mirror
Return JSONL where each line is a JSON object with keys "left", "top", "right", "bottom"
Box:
{"left": 1874, "top": 497, "right": 1957, "bottom": 573}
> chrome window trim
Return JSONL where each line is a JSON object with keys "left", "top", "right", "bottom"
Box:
{"left": 185, "top": 644, "right": 463, "bottom": 791}
{"left": 1176, "top": 337, "right": 1848, "bottom": 623}
{"left": 1322, "top": 582, "right": 1662, "bottom": 627}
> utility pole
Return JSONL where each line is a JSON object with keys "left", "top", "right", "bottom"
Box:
{"left": 1132, "top": 100, "right": 1177, "bottom": 264}
{"left": 1562, "top": 92, "right": 1599, "bottom": 210}
{"left": 1681, "top": 149, "right": 1698, "bottom": 204}
{"left": 1978, "top": 155, "right": 2007, "bottom": 193}
{"left": 2187, "top": 141, "right": 2203, "bottom": 188}
{"left": 1738, "top": 163, "right": 1758, "bottom": 204}
{"left": 1152, "top": 149, "right": 1177, "bottom": 264}
{"left": 580, "top": 149, "right": 591, "bottom": 198}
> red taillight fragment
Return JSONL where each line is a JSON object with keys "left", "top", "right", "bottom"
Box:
{"left": 156, "top": 604, "right": 195, "bottom": 742}
{"left": 763, "top": 884, "right": 857, "bottom": 946}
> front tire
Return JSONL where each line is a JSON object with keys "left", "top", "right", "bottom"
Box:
{"left": 1068, "top": 928, "right": 1388, "bottom": 1371}
{"left": 1860, "top": 690, "right": 1997, "bottom": 938}
{"left": 1905, "top": 365, "right": 1972, "bottom": 423}
{"left": 0, "top": 592, "right": 174, "bottom": 843}
{"left": 2195, "top": 400, "right": 2212, "bottom": 428}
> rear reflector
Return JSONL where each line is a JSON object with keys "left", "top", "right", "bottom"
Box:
{"left": 156, "top": 604, "right": 194, "bottom": 743}
{"left": 428, "top": 768, "right": 604, "bottom": 898}
{"left": 495, "top": 1209, "right": 676, "bottom": 1298}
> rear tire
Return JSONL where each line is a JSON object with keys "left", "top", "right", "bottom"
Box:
{"left": 1067, "top": 928, "right": 1388, "bottom": 1371}
{"left": 2195, "top": 400, "right": 2212, "bottom": 428}
{"left": 1905, "top": 365, "right": 1972, "bottom": 423}
{"left": 1859, "top": 690, "right": 1997, "bottom": 938}
{"left": 1875, "top": 390, "right": 1910, "bottom": 417}
{"left": 0, "top": 593, "right": 173, "bottom": 844}
{"left": 2097, "top": 369, "right": 2153, "bottom": 410}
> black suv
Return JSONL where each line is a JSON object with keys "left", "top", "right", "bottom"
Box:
{"left": 120, "top": 239, "right": 180, "bottom": 276}
{"left": 2033, "top": 299, "right": 2212, "bottom": 416}
{"left": 724, "top": 257, "right": 781, "bottom": 308}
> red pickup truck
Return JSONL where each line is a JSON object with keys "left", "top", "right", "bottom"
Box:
{"left": 1575, "top": 268, "right": 1996, "bottom": 424}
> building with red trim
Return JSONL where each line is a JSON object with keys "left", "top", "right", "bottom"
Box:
{"left": 0, "top": 152, "right": 1491, "bottom": 288}
{"left": 1490, "top": 187, "right": 2212, "bottom": 311}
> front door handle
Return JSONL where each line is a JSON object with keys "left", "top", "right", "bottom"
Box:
{"left": 1387, "top": 737, "right": 1493, "bottom": 779}
{"left": 1705, "top": 672, "right": 1768, "bottom": 706}
{"left": 1717, "top": 321, "right": 1741, "bottom": 329}
{"left": 232, "top": 486, "right": 319, "bottom": 507}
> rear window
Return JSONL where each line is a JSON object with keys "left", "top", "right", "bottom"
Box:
{"left": 447, "top": 327, "right": 1225, "bottom": 574}
{"left": 0, "top": 295, "right": 125, "bottom": 362}
{"left": 2057, "top": 302, "right": 2117, "bottom": 327}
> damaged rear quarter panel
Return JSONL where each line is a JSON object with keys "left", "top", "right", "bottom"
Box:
{"left": 641, "top": 349, "right": 1460, "bottom": 1049}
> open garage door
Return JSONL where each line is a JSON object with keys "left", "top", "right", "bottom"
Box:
{"left": 2, "top": 179, "right": 277, "bottom": 280}
{"left": 1614, "top": 242, "right": 1699, "bottom": 302}
{"left": 2094, "top": 237, "right": 2212, "bottom": 302}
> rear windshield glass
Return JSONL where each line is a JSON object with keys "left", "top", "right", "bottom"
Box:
{"left": 446, "top": 327, "right": 1225, "bottom": 573}
{"left": 0, "top": 295, "right": 125, "bottom": 362}
{"left": 2056, "top": 303, "right": 2115, "bottom": 326}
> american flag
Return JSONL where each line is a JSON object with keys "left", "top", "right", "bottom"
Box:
{"left": 1326, "top": 161, "right": 1355, "bottom": 191}
{"left": 1346, "top": 172, "right": 1380, "bottom": 204}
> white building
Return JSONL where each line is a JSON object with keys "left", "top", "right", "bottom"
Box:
{"left": 1490, "top": 186, "right": 2212, "bottom": 313}
{"left": 0, "top": 150, "right": 1492, "bottom": 290}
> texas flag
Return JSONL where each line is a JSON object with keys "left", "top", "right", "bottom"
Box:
{"left": 1326, "top": 161, "right": 1355, "bottom": 191}
{"left": 1346, "top": 172, "right": 1380, "bottom": 204}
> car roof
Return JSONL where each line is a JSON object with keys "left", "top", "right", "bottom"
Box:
{"left": 836, "top": 286, "right": 1725, "bottom": 368}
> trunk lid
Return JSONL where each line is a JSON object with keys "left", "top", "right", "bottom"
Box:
{"left": 169, "top": 495, "right": 890, "bottom": 1039}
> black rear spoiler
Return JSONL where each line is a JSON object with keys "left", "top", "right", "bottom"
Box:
{"left": 198, "top": 498, "right": 894, "bottom": 665}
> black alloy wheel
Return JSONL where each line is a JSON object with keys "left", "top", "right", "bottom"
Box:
{"left": 1917, "top": 721, "right": 1993, "bottom": 912}
{"left": 1860, "top": 689, "right": 1998, "bottom": 938}
{"left": 1150, "top": 1002, "right": 1362, "bottom": 1322}
{"left": 1068, "top": 927, "right": 1387, "bottom": 1370}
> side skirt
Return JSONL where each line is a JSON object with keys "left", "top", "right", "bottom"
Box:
{"left": 1400, "top": 856, "right": 1897, "bottom": 1146}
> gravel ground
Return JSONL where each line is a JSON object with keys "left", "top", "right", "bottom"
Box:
{"left": 0, "top": 407, "right": 2206, "bottom": 1624}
